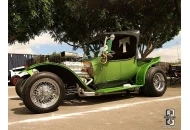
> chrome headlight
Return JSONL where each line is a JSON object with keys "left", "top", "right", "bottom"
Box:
{"left": 82, "top": 61, "right": 94, "bottom": 77}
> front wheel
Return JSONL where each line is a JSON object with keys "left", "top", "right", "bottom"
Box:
{"left": 142, "top": 67, "right": 167, "bottom": 97}
{"left": 22, "top": 72, "right": 65, "bottom": 113}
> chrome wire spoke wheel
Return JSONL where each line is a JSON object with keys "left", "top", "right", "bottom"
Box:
{"left": 153, "top": 73, "right": 165, "bottom": 92}
{"left": 30, "top": 78, "right": 60, "bottom": 108}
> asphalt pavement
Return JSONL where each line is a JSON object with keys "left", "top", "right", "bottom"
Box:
{"left": 8, "top": 84, "right": 181, "bottom": 130}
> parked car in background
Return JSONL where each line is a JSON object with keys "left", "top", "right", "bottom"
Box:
{"left": 8, "top": 66, "right": 28, "bottom": 86}
{"left": 166, "top": 64, "right": 181, "bottom": 77}
{"left": 172, "top": 64, "right": 181, "bottom": 77}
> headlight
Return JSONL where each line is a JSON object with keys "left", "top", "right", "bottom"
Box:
{"left": 82, "top": 61, "right": 94, "bottom": 77}
{"left": 32, "top": 69, "right": 39, "bottom": 74}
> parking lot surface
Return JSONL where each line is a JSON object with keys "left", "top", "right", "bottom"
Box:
{"left": 8, "top": 85, "right": 181, "bottom": 130}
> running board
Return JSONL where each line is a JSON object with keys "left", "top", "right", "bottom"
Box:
{"left": 95, "top": 84, "right": 143, "bottom": 94}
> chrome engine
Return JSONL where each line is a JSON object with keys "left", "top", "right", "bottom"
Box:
{"left": 61, "top": 61, "right": 93, "bottom": 86}
{"left": 62, "top": 61, "right": 89, "bottom": 77}
{"left": 60, "top": 51, "right": 94, "bottom": 96}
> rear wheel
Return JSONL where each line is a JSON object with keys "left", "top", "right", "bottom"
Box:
{"left": 142, "top": 67, "right": 167, "bottom": 97}
{"left": 15, "top": 75, "right": 30, "bottom": 98}
{"left": 22, "top": 72, "right": 65, "bottom": 113}
{"left": 11, "top": 75, "right": 20, "bottom": 86}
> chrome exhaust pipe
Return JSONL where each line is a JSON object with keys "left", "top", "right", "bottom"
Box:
{"left": 60, "top": 51, "right": 80, "bottom": 58}
{"left": 77, "top": 85, "right": 95, "bottom": 97}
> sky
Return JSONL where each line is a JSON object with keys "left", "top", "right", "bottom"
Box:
{"left": 8, "top": 31, "right": 181, "bottom": 62}
{"left": 148, "top": 31, "right": 181, "bottom": 62}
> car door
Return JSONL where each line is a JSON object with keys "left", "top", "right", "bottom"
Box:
{"left": 120, "top": 58, "right": 138, "bottom": 80}
{"left": 104, "top": 60, "right": 121, "bottom": 81}
{"left": 104, "top": 57, "right": 138, "bottom": 82}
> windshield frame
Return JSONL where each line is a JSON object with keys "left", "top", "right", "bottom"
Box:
{"left": 83, "top": 30, "right": 140, "bottom": 60}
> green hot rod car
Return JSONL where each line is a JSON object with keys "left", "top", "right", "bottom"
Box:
{"left": 16, "top": 30, "right": 167, "bottom": 113}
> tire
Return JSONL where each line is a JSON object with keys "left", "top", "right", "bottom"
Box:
{"left": 141, "top": 67, "right": 167, "bottom": 97}
{"left": 10, "top": 75, "right": 20, "bottom": 86}
{"left": 15, "top": 75, "right": 30, "bottom": 98}
{"left": 22, "top": 72, "right": 65, "bottom": 114}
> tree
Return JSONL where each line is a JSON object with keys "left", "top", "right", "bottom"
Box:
{"left": 48, "top": 0, "right": 180, "bottom": 58}
{"left": 175, "top": 0, "right": 181, "bottom": 14}
{"left": 135, "top": 0, "right": 181, "bottom": 58}
{"left": 9, "top": 0, "right": 180, "bottom": 58}
{"left": 8, "top": 0, "right": 53, "bottom": 44}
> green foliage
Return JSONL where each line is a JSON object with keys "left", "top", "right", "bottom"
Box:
{"left": 48, "top": 51, "right": 63, "bottom": 63}
{"left": 49, "top": 0, "right": 181, "bottom": 58}
{"left": 9, "top": 0, "right": 181, "bottom": 58}
{"left": 8, "top": 0, "right": 53, "bottom": 44}
{"left": 136, "top": 0, "right": 181, "bottom": 58}
{"left": 50, "top": 51, "right": 60, "bottom": 57}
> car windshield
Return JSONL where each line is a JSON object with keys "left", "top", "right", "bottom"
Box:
{"left": 83, "top": 38, "right": 104, "bottom": 59}
{"left": 83, "top": 33, "right": 138, "bottom": 60}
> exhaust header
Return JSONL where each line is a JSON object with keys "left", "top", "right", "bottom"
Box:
{"left": 60, "top": 51, "right": 80, "bottom": 58}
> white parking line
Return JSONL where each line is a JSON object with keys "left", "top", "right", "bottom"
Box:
{"left": 8, "top": 96, "right": 181, "bottom": 125}
{"left": 8, "top": 96, "right": 19, "bottom": 99}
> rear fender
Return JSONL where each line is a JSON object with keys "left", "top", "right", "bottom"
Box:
{"left": 136, "top": 57, "right": 160, "bottom": 85}
{"left": 22, "top": 62, "right": 94, "bottom": 92}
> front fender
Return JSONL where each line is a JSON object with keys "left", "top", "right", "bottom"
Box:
{"left": 136, "top": 57, "right": 160, "bottom": 85}
{"left": 21, "top": 62, "right": 94, "bottom": 92}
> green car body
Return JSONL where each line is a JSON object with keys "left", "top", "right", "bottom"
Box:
{"left": 17, "top": 30, "right": 167, "bottom": 113}
{"left": 21, "top": 52, "right": 160, "bottom": 94}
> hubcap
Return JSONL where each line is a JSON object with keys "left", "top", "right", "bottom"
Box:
{"left": 30, "top": 78, "right": 60, "bottom": 108}
{"left": 153, "top": 73, "right": 165, "bottom": 91}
